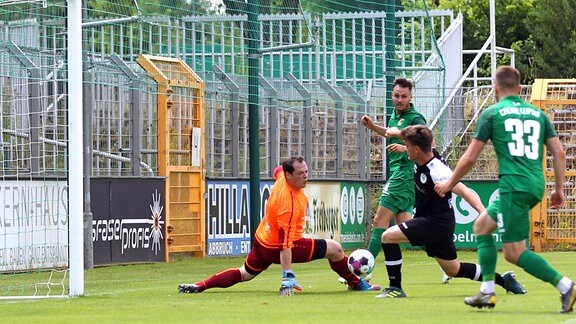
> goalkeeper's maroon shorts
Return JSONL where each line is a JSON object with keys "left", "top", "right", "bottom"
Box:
{"left": 243, "top": 237, "right": 327, "bottom": 276}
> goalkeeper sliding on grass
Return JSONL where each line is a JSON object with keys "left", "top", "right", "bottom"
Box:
{"left": 179, "top": 156, "right": 381, "bottom": 296}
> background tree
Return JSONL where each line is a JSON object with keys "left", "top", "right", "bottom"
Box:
{"left": 528, "top": 0, "right": 576, "bottom": 79}
{"left": 412, "top": 0, "right": 536, "bottom": 82}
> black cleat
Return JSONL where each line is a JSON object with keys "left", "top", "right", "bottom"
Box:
{"left": 464, "top": 291, "right": 496, "bottom": 309}
{"left": 178, "top": 283, "right": 201, "bottom": 293}
{"left": 560, "top": 281, "right": 576, "bottom": 313}
{"left": 502, "top": 271, "right": 527, "bottom": 294}
{"left": 375, "top": 286, "right": 407, "bottom": 298}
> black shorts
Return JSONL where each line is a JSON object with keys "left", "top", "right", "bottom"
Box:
{"left": 398, "top": 216, "right": 457, "bottom": 261}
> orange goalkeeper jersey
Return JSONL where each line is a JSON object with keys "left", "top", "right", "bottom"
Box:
{"left": 255, "top": 170, "right": 308, "bottom": 249}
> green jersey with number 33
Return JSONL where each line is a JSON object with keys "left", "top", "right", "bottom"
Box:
{"left": 474, "top": 95, "right": 557, "bottom": 196}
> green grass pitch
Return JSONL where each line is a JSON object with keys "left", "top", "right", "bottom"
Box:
{"left": 1, "top": 250, "right": 575, "bottom": 323}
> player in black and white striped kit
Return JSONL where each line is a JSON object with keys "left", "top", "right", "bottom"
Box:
{"left": 375, "top": 125, "right": 526, "bottom": 299}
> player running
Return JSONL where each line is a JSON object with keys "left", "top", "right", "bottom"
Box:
{"left": 374, "top": 125, "right": 526, "bottom": 299}
{"left": 435, "top": 66, "right": 576, "bottom": 313}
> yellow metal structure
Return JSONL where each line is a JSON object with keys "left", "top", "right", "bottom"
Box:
{"left": 137, "top": 54, "right": 206, "bottom": 260}
{"left": 530, "top": 79, "right": 576, "bottom": 252}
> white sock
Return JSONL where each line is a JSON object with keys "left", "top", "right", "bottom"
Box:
{"left": 557, "top": 277, "right": 573, "bottom": 294}
{"left": 480, "top": 281, "right": 495, "bottom": 294}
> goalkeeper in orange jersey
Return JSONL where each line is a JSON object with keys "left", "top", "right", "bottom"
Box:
{"left": 179, "top": 156, "right": 381, "bottom": 296}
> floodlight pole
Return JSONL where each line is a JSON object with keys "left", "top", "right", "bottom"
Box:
{"left": 68, "top": 0, "right": 84, "bottom": 297}
{"left": 247, "top": 0, "right": 261, "bottom": 243}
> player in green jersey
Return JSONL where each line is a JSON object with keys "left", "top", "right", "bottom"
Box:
{"left": 360, "top": 78, "right": 426, "bottom": 298}
{"left": 435, "top": 66, "right": 576, "bottom": 313}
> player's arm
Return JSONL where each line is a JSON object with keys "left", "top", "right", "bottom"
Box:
{"left": 451, "top": 182, "right": 485, "bottom": 214}
{"left": 279, "top": 246, "right": 293, "bottom": 271}
{"left": 278, "top": 246, "right": 301, "bottom": 295}
{"left": 277, "top": 213, "right": 302, "bottom": 294}
{"left": 435, "top": 138, "right": 485, "bottom": 197}
{"left": 386, "top": 115, "right": 426, "bottom": 141}
{"left": 546, "top": 136, "right": 566, "bottom": 208}
{"left": 361, "top": 115, "right": 388, "bottom": 137}
{"left": 277, "top": 213, "right": 295, "bottom": 271}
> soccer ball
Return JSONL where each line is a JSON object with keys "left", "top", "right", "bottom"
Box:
{"left": 347, "top": 249, "right": 375, "bottom": 277}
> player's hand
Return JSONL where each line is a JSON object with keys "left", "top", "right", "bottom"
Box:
{"left": 360, "top": 115, "right": 373, "bottom": 129}
{"left": 278, "top": 270, "right": 303, "bottom": 296}
{"left": 550, "top": 190, "right": 565, "bottom": 209}
{"left": 386, "top": 143, "right": 406, "bottom": 153}
{"left": 434, "top": 181, "right": 452, "bottom": 198}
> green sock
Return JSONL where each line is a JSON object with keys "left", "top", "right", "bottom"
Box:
{"left": 476, "top": 235, "right": 497, "bottom": 281}
{"left": 517, "top": 249, "right": 563, "bottom": 286}
{"left": 367, "top": 227, "right": 385, "bottom": 259}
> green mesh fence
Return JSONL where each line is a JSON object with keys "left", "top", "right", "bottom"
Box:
{"left": 0, "top": 0, "right": 455, "bottom": 297}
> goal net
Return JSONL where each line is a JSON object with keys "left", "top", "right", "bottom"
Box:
{"left": 0, "top": 0, "right": 83, "bottom": 299}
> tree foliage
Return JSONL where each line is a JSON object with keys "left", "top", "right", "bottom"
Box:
{"left": 528, "top": 0, "right": 576, "bottom": 79}
{"left": 407, "top": 0, "right": 575, "bottom": 81}
{"left": 405, "top": 0, "right": 535, "bottom": 81}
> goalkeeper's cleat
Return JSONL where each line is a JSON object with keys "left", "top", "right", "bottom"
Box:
{"left": 375, "top": 286, "right": 407, "bottom": 298}
{"left": 349, "top": 278, "right": 381, "bottom": 291}
{"left": 339, "top": 273, "right": 372, "bottom": 285}
{"left": 502, "top": 271, "right": 527, "bottom": 294}
{"left": 178, "top": 283, "right": 201, "bottom": 294}
{"left": 278, "top": 285, "right": 295, "bottom": 297}
{"left": 464, "top": 291, "right": 496, "bottom": 309}
{"left": 441, "top": 271, "right": 452, "bottom": 284}
{"left": 560, "top": 281, "right": 576, "bottom": 313}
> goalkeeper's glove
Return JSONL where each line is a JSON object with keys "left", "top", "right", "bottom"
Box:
{"left": 278, "top": 270, "right": 302, "bottom": 296}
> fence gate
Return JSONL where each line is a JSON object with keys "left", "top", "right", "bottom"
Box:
{"left": 530, "top": 79, "right": 576, "bottom": 251}
{"left": 137, "top": 54, "right": 206, "bottom": 260}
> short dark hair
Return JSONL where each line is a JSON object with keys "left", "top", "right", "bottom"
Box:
{"left": 393, "top": 78, "right": 413, "bottom": 92}
{"left": 495, "top": 66, "right": 521, "bottom": 90}
{"left": 282, "top": 156, "right": 305, "bottom": 174}
{"left": 401, "top": 125, "right": 433, "bottom": 153}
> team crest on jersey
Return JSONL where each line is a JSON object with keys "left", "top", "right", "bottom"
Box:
{"left": 398, "top": 118, "right": 405, "bottom": 126}
{"left": 420, "top": 173, "right": 427, "bottom": 184}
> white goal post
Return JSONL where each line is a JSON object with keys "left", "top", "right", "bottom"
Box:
{"left": 0, "top": 0, "right": 84, "bottom": 299}
{"left": 68, "top": 0, "right": 84, "bottom": 297}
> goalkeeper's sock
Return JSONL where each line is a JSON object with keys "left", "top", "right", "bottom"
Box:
{"left": 382, "top": 243, "right": 402, "bottom": 289}
{"left": 330, "top": 256, "right": 359, "bottom": 286}
{"left": 367, "top": 227, "right": 385, "bottom": 259}
{"left": 476, "top": 235, "right": 497, "bottom": 282}
{"left": 517, "top": 249, "right": 563, "bottom": 286}
{"left": 200, "top": 268, "right": 242, "bottom": 290}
